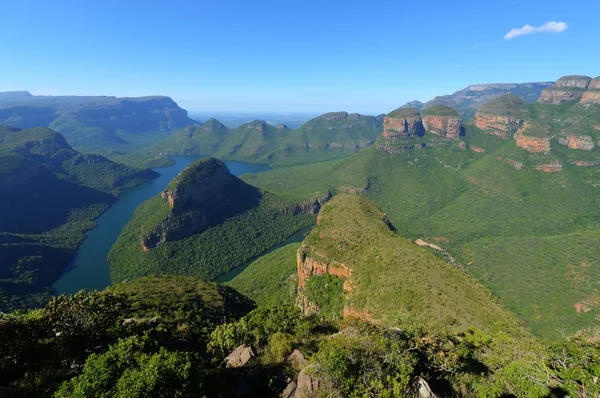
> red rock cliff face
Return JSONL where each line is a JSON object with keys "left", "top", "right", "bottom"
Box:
{"left": 538, "top": 75, "right": 592, "bottom": 104}
{"left": 474, "top": 112, "right": 522, "bottom": 137}
{"left": 514, "top": 122, "right": 551, "bottom": 153}
{"left": 580, "top": 77, "right": 600, "bottom": 105}
{"left": 296, "top": 242, "right": 354, "bottom": 316}
{"left": 422, "top": 115, "right": 464, "bottom": 138}
{"left": 382, "top": 113, "right": 425, "bottom": 138}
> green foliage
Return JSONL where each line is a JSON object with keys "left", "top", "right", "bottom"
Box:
{"left": 421, "top": 104, "right": 460, "bottom": 117}
{"left": 304, "top": 274, "right": 344, "bottom": 319}
{"left": 207, "top": 306, "right": 320, "bottom": 357}
{"left": 313, "top": 322, "right": 416, "bottom": 397}
{"left": 109, "top": 191, "right": 315, "bottom": 283}
{"left": 226, "top": 243, "right": 301, "bottom": 306}
{"left": 387, "top": 107, "right": 420, "bottom": 118}
{"left": 54, "top": 336, "right": 197, "bottom": 398}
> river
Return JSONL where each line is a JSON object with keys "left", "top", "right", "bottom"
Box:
{"left": 53, "top": 156, "right": 271, "bottom": 295}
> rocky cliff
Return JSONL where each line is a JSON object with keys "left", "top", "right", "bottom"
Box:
{"left": 141, "top": 158, "right": 260, "bottom": 250}
{"left": 382, "top": 106, "right": 464, "bottom": 139}
{"left": 382, "top": 108, "right": 425, "bottom": 138}
{"left": 538, "top": 75, "right": 593, "bottom": 104}
{"left": 421, "top": 105, "right": 464, "bottom": 138}
{"left": 580, "top": 77, "right": 600, "bottom": 105}
{"left": 474, "top": 94, "right": 526, "bottom": 138}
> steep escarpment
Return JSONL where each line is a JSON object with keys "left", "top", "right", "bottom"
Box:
{"left": 382, "top": 108, "right": 424, "bottom": 138}
{"left": 580, "top": 77, "right": 600, "bottom": 105}
{"left": 421, "top": 105, "right": 464, "bottom": 138}
{"left": 141, "top": 158, "right": 260, "bottom": 250}
{"left": 295, "top": 194, "right": 525, "bottom": 334}
{"left": 0, "top": 93, "right": 196, "bottom": 151}
{"left": 474, "top": 94, "right": 526, "bottom": 137}
{"left": 538, "top": 75, "right": 592, "bottom": 104}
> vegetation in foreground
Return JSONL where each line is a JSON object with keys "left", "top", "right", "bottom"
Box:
{"left": 1, "top": 275, "right": 599, "bottom": 397}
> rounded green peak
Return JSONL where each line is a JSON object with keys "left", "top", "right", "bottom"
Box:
{"left": 421, "top": 105, "right": 459, "bottom": 117}
{"left": 387, "top": 107, "right": 420, "bottom": 118}
{"left": 479, "top": 94, "right": 525, "bottom": 115}
{"left": 166, "top": 157, "right": 228, "bottom": 192}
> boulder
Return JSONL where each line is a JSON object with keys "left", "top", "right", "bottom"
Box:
{"left": 224, "top": 344, "right": 254, "bottom": 368}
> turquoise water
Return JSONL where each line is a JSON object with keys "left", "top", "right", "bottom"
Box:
{"left": 53, "top": 156, "right": 271, "bottom": 294}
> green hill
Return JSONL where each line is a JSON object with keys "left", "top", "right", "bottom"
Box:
{"left": 298, "top": 194, "right": 526, "bottom": 334}
{"left": 108, "top": 158, "right": 316, "bottom": 283}
{"left": 0, "top": 127, "right": 157, "bottom": 310}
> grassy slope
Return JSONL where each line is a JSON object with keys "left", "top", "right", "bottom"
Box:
{"left": 226, "top": 243, "right": 300, "bottom": 307}
{"left": 246, "top": 104, "right": 600, "bottom": 338}
{"left": 302, "top": 194, "right": 526, "bottom": 335}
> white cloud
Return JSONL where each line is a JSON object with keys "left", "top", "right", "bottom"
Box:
{"left": 504, "top": 21, "right": 567, "bottom": 40}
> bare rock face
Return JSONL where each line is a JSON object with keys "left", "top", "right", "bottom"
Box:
{"left": 296, "top": 364, "right": 326, "bottom": 398}
{"left": 224, "top": 344, "right": 254, "bottom": 368}
{"left": 580, "top": 77, "right": 600, "bottom": 105}
{"left": 287, "top": 349, "right": 309, "bottom": 371}
{"left": 422, "top": 115, "right": 464, "bottom": 138}
{"left": 382, "top": 108, "right": 425, "bottom": 138}
{"left": 475, "top": 113, "right": 522, "bottom": 137}
{"left": 514, "top": 122, "right": 551, "bottom": 153}
{"left": 558, "top": 135, "right": 595, "bottom": 150}
{"left": 538, "top": 75, "right": 592, "bottom": 104}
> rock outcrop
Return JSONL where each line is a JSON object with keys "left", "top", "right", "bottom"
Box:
{"left": 421, "top": 106, "right": 464, "bottom": 138}
{"left": 558, "top": 135, "right": 595, "bottom": 150}
{"left": 514, "top": 122, "right": 551, "bottom": 153}
{"left": 474, "top": 94, "right": 526, "bottom": 138}
{"left": 382, "top": 108, "right": 425, "bottom": 138}
{"left": 538, "top": 75, "right": 592, "bottom": 104}
{"left": 580, "top": 77, "right": 600, "bottom": 105}
{"left": 224, "top": 345, "right": 254, "bottom": 368}
{"left": 141, "top": 158, "right": 260, "bottom": 250}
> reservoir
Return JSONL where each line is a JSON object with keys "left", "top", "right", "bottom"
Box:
{"left": 53, "top": 156, "right": 271, "bottom": 294}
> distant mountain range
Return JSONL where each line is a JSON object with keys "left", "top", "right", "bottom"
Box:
{"left": 0, "top": 92, "right": 196, "bottom": 151}
{"left": 401, "top": 82, "right": 554, "bottom": 118}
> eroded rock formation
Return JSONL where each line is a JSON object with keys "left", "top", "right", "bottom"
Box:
{"left": 558, "top": 135, "right": 594, "bottom": 150}
{"left": 514, "top": 122, "right": 551, "bottom": 153}
{"left": 382, "top": 108, "right": 425, "bottom": 138}
{"left": 581, "top": 77, "right": 600, "bottom": 105}
{"left": 538, "top": 75, "right": 592, "bottom": 104}
{"left": 422, "top": 115, "right": 464, "bottom": 138}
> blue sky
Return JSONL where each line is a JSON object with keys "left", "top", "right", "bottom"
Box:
{"left": 1, "top": 0, "right": 598, "bottom": 114}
